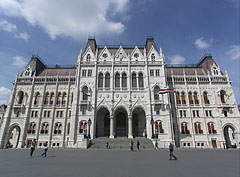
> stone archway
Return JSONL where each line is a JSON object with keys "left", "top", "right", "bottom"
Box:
{"left": 96, "top": 107, "right": 110, "bottom": 137}
{"left": 223, "top": 124, "right": 236, "bottom": 148}
{"left": 5, "top": 124, "right": 21, "bottom": 148}
{"left": 114, "top": 107, "right": 128, "bottom": 137}
{"left": 132, "top": 107, "right": 146, "bottom": 137}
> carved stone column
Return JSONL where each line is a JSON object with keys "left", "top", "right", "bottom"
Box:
{"left": 128, "top": 116, "right": 133, "bottom": 139}
{"left": 109, "top": 116, "right": 114, "bottom": 139}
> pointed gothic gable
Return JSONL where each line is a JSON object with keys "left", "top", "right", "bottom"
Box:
{"left": 147, "top": 45, "right": 160, "bottom": 62}
{"left": 130, "top": 45, "right": 144, "bottom": 61}
{"left": 98, "top": 46, "right": 112, "bottom": 62}
{"left": 82, "top": 46, "right": 96, "bottom": 62}
{"left": 115, "top": 45, "right": 128, "bottom": 62}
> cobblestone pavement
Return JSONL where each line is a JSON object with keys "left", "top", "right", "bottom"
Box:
{"left": 0, "top": 148, "right": 239, "bottom": 177}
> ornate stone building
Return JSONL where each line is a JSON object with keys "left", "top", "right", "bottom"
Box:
{"left": 0, "top": 37, "right": 239, "bottom": 149}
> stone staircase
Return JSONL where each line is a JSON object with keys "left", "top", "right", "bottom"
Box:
{"left": 89, "top": 137, "right": 154, "bottom": 150}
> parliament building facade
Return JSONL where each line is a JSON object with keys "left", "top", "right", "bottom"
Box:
{"left": 0, "top": 38, "right": 239, "bottom": 149}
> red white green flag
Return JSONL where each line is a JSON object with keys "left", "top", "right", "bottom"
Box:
{"left": 159, "top": 89, "right": 176, "bottom": 94}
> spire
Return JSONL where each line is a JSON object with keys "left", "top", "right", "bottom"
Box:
{"left": 159, "top": 47, "right": 164, "bottom": 58}
{"left": 77, "top": 48, "right": 82, "bottom": 63}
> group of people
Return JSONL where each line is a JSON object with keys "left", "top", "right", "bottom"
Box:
{"left": 30, "top": 139, "right": 48, "bottom": 157}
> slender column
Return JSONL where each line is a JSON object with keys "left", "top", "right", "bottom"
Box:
{"left": 109, "top": 116, "right": 114, "bottom": 138}
{"left": 128, "top": 116, "right": 133, "bottom": 139}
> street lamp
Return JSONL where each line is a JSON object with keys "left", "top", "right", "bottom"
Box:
{"left": 151, "top": 118, "right": 155, "bottom": 139}
{"left": 88, "top": 118, "right": 92, "bottom": 139}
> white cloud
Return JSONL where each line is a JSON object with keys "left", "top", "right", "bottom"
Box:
{"left": 194, "top": 37, "right": 212, "bottom": 49}
{"left": 0, "top": 87, "right": 11, "bottom": 105}
{"left": 169, "top": 54, "right": 185, "bottom": 64}
{"left": 0, "top": 20, "right": 29, "bottom": 41}
{"left": 226, "top": 45, "right": 240, "bottom": 60}
{"left": 12, "top": 56, "right": 28, "bottom": 68}
{"left": 0, "top": 0, "right": 130, "bottom": 41}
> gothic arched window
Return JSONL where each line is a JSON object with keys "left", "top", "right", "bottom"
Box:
{"left": 28, "top": 122, "right": 36, "bottom": 134}
{"left": 176, "top": 92, "right": 181, "bottom": 105}
{"left": 194, "top": 92, "right": 199, "bottom": 104}
{"left": 181, "top": 122, "right": 189, "bottom": 134}
{"left": 115, "top": 73, "right": 120, "bottom": 88}
{"left": 181, "top": 91, "right": 186, "bottom": 104}
{"left": 154, "top": 86, "right": 160, "bottom": 100}
{"left": 34, "top": 92, "right": 40, "bottom": 105}
{"left": 194, "top": 122, "right": 203, "bottom": 134}
{"left": 44, "top": 92, "right": 49, "bottom": 105}
{"left": 86, "top": 54, "right": 91, "bottom": 63}
{"left": 132, "top": 73, "right": 137, "bottom": 88}
{"left": 122, "top": 72, "right": 127, "bottom": 88}
{"left": 17, "top": 91, "right": 24, "bottom": 104}
{"left": 188, "top": 92, "right": 193, "bottom": 105}
{"left": 57, "top": 92, "right": 62, "bottom": 105}
{"left": 203, "top": 91, "right": 210, "bottom": 104}
{"left": 62, "top": 92, "right": 67, "bottom": 105}
{"left": 151, "top": 53, "right": 155, "bottom": 63}
{"left": 82, "top": 86, "right": 88, "bottom": 101}
{"left": 105, "top": 73, "right": 110, "bottom": 88}
{"left": 98, "top": 73, "right": 103, "bottom": 88}
{"left": 54, "top": 122, "right": 62, "bottom": 134}
{"left": 50, "top": 92, "right": 54, "bottom": 105}
{"left": 138, "top": 73, "right": 144, "bottom": 88}
{"left": 220, "top": 90, "right": 226, "bottom": 104}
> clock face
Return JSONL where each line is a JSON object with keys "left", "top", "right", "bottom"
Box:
{"left": 103, "top": 53, "right": 108, "bottom": 58}
{"left": 134, "top": 53, "right": 139, "bottom": 58}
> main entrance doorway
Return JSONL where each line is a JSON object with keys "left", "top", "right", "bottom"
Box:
{"left": 96, "top": 107, "right": 110, "bottom": 137}
{"left": 116, "top": 112, "right": 127, "bottom": 137}
{"left": 132, "top": 107, "right": 146, "bottom": 137}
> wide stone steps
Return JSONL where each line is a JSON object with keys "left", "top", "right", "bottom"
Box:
{"left": 89, "top": 137, "right": 154, "bottom": 150}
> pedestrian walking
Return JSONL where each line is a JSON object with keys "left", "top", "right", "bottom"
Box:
{"left": 106, "top": 141, "right": 109, "bottom": 149}
{"left": 41, "top": 142, "right": 48, "bottom": 157}
{"left": 137, "top": 140, "right": 140, "bottom": 151}
{"left": 130, "top": 140, "right": 134, "bottom": 151}
{"left": 155, "top": 140, "right": 158, "bottom": 150}
{"left": 30, "top": 139, "right": 37, "bottom": 157}
{"left": 168, "top": 142, "right": 177, "bottom": 160}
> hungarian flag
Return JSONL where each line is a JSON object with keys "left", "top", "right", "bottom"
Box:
{"left": 159, "top": 89, "right": 176, "bottom": 94}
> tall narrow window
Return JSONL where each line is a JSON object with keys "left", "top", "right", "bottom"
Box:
{"left": 188, "top": 92, "right": 193, "bottom": 105}
{"left": 122, "top": 73, "right": 127, "bottom": 88}
{"left": 105, "top": 73, "right": 110, "bottom": 88}
{"left": 208, "top": 122, "right": 217, "bottom": 134}
{"left": 54, "top": 122, "right": 62, "bottom": 134}
{"left": 181, "top": 122, "right": 189, "bottom": 134}
{"left": 115, "top": 73, "right": 120, "bottom": 88}
{"left": 62, "top": 92, "right": 67, "bottom": 105}
{"left": 98, "top": 73, "right": 103, "bottom": 88}
{"left": 181, "top": 92, "right": 186, "bottom": 104}
{"left": 41, "top": 122, "right": 49, "bottom": 134}
{"left": 203, "top": 91, "right": 210, "bottom": 104}
{"left": 194, "top": 122, "right": 203, "bottom": 134}
{"left": 34, "top": 92, "right": 40, "bottom": 105}
{"left": 138, "top": 73, "right": 144, "bottom": 88}
{"left": 220, "top": 90, "right": 225, "bottom": 104}
{"left": 28, "top": 122, "right": 36, "bottom": 134}
{"left": 86, "top": 54, "right": 91, "bottom": 63}
{"left": 79, "top": 121, "right": 87, "bottom": 134}
{"left": 155, "top": 121, "right": 164, "bottom": 134}
{"left": 154, "top": 86, "right": 160, "bottom": 100}
{"left": 50, "top": 92, "right": 54, "bottom": 105}
{"left": 151, "top": 53, "right": 155, "bottom": 63}
{"left": 57, "top": 92, "right": 61, "bottom": 105}
{"left": 176, "top": 92, "right": 181, "bottom": 105}
{"left": 82, "top": 86, "right": 88, "bottom": 101}
{"left": 194, "top": 92, "right": 199, "bottom": 104}
{"left": 44, "top": 92, "right": 49, "bottom": 105}
{"left": 132, "top": 73, "right": 137, "bottom": 88}
{"left": 18, "top": 91, "right": 24, "bottom": 104}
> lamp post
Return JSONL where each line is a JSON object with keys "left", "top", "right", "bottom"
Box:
{"left": 88, "top": 118, "right": 92, "bottom": 139}
{"left": 151, "top": 118, "right": 155, "bottom": 139}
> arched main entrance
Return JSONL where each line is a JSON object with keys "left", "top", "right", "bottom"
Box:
{"left": 96, "top": 107, "right": 110, "bottom": 137}
{"left": 5, "top": 124, "right": 21, "bottom": 148}
{"left": 132, "top": 107, "right": 146, "bottom": 137}
{"left": 223, "top": 125, "right": 236, "bottom": 148}
{"left": 114, "top": 107, "right": 128, "bottom": 137}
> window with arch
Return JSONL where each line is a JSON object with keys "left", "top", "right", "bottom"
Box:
{"left": 50, "top": 92, "right": 54, "bottom": 105}
{"left": 181, "top": 122, "right": 189, "bottom": 134}
{"left": 105, "top": 73, "right": 110, "bottom": 88}
{"left": 188, "top": 92, "right": 193, "bottom": 105}
{"left": 203, "top": 91, "right": 210, "bottom": 105}
{"left": 86, "top": 54, "right": 91, "bottom": 62}
{"left": 34, "top": 92, "right": 40, "bottom": 105}
{"left": 151, "top": 53, "right": 155, "bottom": 62}
{"left": 82, "top": 86, "right": 88, "bottom": 101}
{"left": 176, "top": 92, "right": 181, "bottom": 105}
{"left": 138, "top": 73, "right": 144, "bottom": 88}
{"left": 208, "top": 122, "right": 217, "bottom": 134}
{"left": 98, "top": 73, "right": 103, "bottom": 88}
{"left": 194, "top": 92, "right": 199, "bottom": 104}
{"left": 79, "top": 121, "right": 87, "bottom": 134}
{"left": 181, "top": 92, "right": 186, "bottom": 104}
{"left": 155, "top": 121, "right": 164, "bottom": 134}
{"left": 132, "top": 73, "right": 137, "bottom": 88}
{"left": 57, "top": 92, "right": 62, "bottom": 105}
{"left": 41, "top": 122, "right": 49, "bottom": 134}
{"left": 154, "top": 86, "right": 160, "bottom": 100}
{"left": 44, "top": 92, "right": 49, "bottom": 105}
{"left": 115, "top": 73, "right": 120, "bottom": 88}
{"left": 194, "top": 122, "right": 203, "bottom": 134}
{"left": 25, "top": 68, "right": 31, "bottom": 76}
{"left": 54, "top": 122, "right": 62, "bottom": 134}
{"left": 220, "top": 90, "right": 226, "bottom": 104}
{"left": 28, "top": 122, "right": 36, "bottom": 134}
{"left": 122, "top": 73, "right": 127, "bottom": 88}
{"left": 62, "top": 92, "right": 67, "bottom": 105}
{"left": 17, "top": 91, "right": 24, "bottom": 104}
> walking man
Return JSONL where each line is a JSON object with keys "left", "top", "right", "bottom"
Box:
{"left": 106, "top": 141, "right": 109, "bottom": 149}
{"left": 155, "top": 140, "right": 158, "bottom": 150}
{"left": 130, "top": 140, "right": 134, "bottom": 151}
{"left": 41, "top": 142, "right": 48, "bottom": 157}
{"left": 168, "top": 142, "right": 177, "bottom": 160}
{"left": 30, "top": 139, "right": 37, "bottom": 157}
{"left": 137, "top": 140, "right": 140, "bottom": 151}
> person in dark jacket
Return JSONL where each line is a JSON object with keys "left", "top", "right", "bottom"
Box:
{"left": 130, "top": 140, "right": 134, "bottom": 151}
{"left": 30, "top": 139, "right": 37, "bottom": 157}
{"left": 137, "top": 140, "right": 140, "bottom": 151}
{"left": 168, "top": 142, "right": 177, "bottom": 160}
{"left": 41, "top": 142, "right": 48, "bottom": 157}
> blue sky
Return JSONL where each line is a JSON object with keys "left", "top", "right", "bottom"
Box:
{"left": 0, "top": 0, "right": 239, "bottom": 104}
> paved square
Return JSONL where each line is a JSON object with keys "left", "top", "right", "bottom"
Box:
{"left": 0, "top": 149, "right": 239, "bottom": 177}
